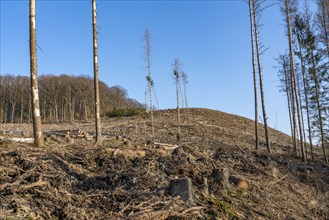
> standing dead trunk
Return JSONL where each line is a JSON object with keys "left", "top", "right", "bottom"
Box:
{"left": 319, "top": 0, "right": 329, "bottom": 58}
{"left": 252, "top": 1, "right": 270, "bottom": 153}
{"left": 249, "top": 0, "right": 259, "bottom": 150}
{"left": 310, "top": 52, "right": 328, "bottom": 163}
{"left": 182, "top": 72, "right": 191, "bottom": 131}
{"left": 92, "top": 0, "right": 101, "bottom": 145}
{"left": 29, "top": 0, "right": 43, "bottom": 147}
{"left": 144, "top": 28, "right": 154, "bottom": 139}
{"left": 295, "top": 29, "right": 314, "bottom": 162}
{"left": 174, "top": 59, "right": 181, "bottom": 142}
{"left": 283, "top": 57, "right": 294, "bottom": 147}
{"left": 284, "top": 0, "right": 306, "bottom": 162}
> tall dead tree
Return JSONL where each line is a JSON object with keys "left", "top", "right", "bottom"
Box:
{"left": 92, "top": 0, "right": 101, "bottom": 145}
{"left": 144, "top": 28, "right": 154, "bottom": 138}
{"left": 173, "top": 59, "right": 181, "bottom": 142}
{"left": 248, "top": 0, "right": 259, "bottom": 150}
{"left": 317, "top": 0, "right": 329, "bottom": 58}
{"left": 303, "top": 5, "right": 328, "bottom": 163}
{"left": 182, "top": 71, "right": 191, "bottom": 125}
{"left": 282, "top": 55, "right": 294, "bottom": 146}
{"left": 252, "top": 0, "right": 270, "bottom": 153}
{"left": 293, "top": 14, "right": 314, "bottom": 161}
{"left": 29, "top": 0, "right": 43, "bottom": 147}
{"left": 282, "top": 0, "right": 306, "bottom": 162}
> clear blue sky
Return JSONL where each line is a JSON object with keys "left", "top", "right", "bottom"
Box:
{"left": 0, "top": 0, "right": 314, "bottom": 136}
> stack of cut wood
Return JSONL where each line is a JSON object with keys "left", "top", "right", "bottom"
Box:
{"left": 44, "top": 129, "right": 93, "bottom": 140}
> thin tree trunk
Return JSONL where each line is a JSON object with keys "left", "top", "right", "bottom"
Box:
{"left": 296, "top": 72, "right": 307, "bottom": 158}
{"left": 145, "top": 29, "right": 154, "bottom": 138}
{"left": 175, "top": 71, "right": 181, "bottom": 142}
{"left": 283, "top": 57, "right": 294, "bottom": 147}
{"left": 320, "top": 0, "right": 329, "bottom": 58}
{"left": 84, "top": 101, "right": 88, "bottom": 122}
{"left": 182, "top": 72, "right": 191, "bottom": 130}
{"left": 252, "top": 1, "right": 270, "bottom": 153}
{"left": 284, "top": 0, "right": 305, "bottom": 160}
{"left": 249, "top": 0, "right": 259, "bottom": 150}
{"left": 20, "top": 100, "right": 24, "bottom": 124}
{"left": 55, "top": 101, "right": 59, "bottom": 124}
{"left": 310, "top": 51, "right": 328, "bottom": 163}
{"left": 11, "top": 103, "right": 15, "bottom": 124}
{"left": 29, "top": 0, "right": 43, "bottom": 147}
{"left": 92, "top": 0, "right": 101, "bottom": 145}
{"left": 296, "top": 31, "right": 314, "bottom": 162}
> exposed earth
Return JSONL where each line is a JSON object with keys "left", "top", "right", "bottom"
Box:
{"left": 0, "top": 108, "right": 328, "bottom": 219}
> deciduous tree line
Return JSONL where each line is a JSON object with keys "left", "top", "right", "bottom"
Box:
{"left": 0, "top": 74, "right": 142, "bottom": 124}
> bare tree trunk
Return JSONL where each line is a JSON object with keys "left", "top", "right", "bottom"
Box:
{"left": 182, "top": 72, "right": 191, "bottom": 130}
{"left": 20, "top": 100, "right": 24, "bottom": 123}
{"left": 176, "top": 73, "right": 181, "bottom": 142}
{"left": 249, "top": 0, "right": 259, "bottom": 150}
{"left": 144, "top": 28, "right": 154, "bottom": 138}
{"left": 319, "top": 0, "right": 329, "bottom": 58}
{"left": 283, "top": 57, "right": 294, "bottom": 147}
{"left": 252, "top": 1, "right": 270, "bottom": 153}
{"left": 92, "top": 0, "right": 101, "bottom": 145}
{"left": 144, "top": 91, "right": 149, "bottom": 113}
{"left": 174, "top": 59, "right": 181, "bottom": 142}
{"left": 284, "top": 0, "right": 306, "bottom": 162}
{"left": 296, "top": 31, "right": 314, "bottom": 162}
{"left": 310, "top": 52, "right": 328, "bottom": 163}
{"left": 297, "top": 73, "right": 307, "bottom": 157}
{"left": 11, "top": 103, "right": 15, "bottom": 124}
{"left": 29, "top": 0, "right": 43, "bottom": 147}
{"left": 55, "top": 101, "right": 59, "bottom": 124}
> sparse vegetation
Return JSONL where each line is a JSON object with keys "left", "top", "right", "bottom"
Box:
{"left": 106, "top": 108, "right": 146, "bottom": 118}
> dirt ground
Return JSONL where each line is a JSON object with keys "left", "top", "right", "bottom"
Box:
{"left": 0, "top": 108, "right": 329, "bottom": 219}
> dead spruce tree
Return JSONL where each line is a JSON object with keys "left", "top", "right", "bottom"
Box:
{"left": 92, "top": 0, "right": 101, "bottom": 145}
{"left": 277, "top": 54, "right": 294, "bottom": 147}
{"left": 293, "top": 14, "right": 314, "bottom": 161}
{"left": 173, "top": 59, "right": 181, "bottom": 142}
{"left": 182, "top": 71, "right": 191, "bottom": 127}
{"left": 29, "top": 0, "right": 44, "bottom": 147}
{"left": 248, "top": 0, "right": 259, "bottom": 150}
{"left": 252, "top": 0, "right": 270, "bottom": 153}
{"left": 303, "top": 4, "right": 328, "bottom": 163}
{"left": 144, "top": 28, "right": 154, "bottom": 138}
{"left": 317, "top": 0, "right": 329, "bottom": 58}
{"left": 282, "top": 0, "right": 306, "bottom": 162}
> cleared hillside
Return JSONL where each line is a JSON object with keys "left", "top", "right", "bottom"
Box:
{"left": 0, "top": 108, "right": 328, "bottom": 219}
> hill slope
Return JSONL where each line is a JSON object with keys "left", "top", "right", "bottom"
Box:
{"left": 0, "top": 108, "right": 328, "bottom": 219}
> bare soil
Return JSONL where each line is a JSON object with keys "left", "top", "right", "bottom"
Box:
{"left": 0, "top": 108, "right": 328, "bottom": 219}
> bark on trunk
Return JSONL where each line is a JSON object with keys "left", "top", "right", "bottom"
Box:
{"left": 249, "top": 0, "right": 259, "bottom": 150}
{"left": 175, "top": 72, "right": 181, "bottom": 142}
{"left": 252, "top": 1, "right": 270, "bottom": 153}
{"left": 29, "top": 0, "right": 44, "bottom": 147}
{"left": 92, "top": 0, "right": 102, "bottom": 145}
{"left": 285, "top": 0, "right": 306, "bottom": 161}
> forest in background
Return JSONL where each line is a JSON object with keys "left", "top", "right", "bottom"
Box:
{"left": 0, "top": 74, "right": 143, "bottom": 124}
